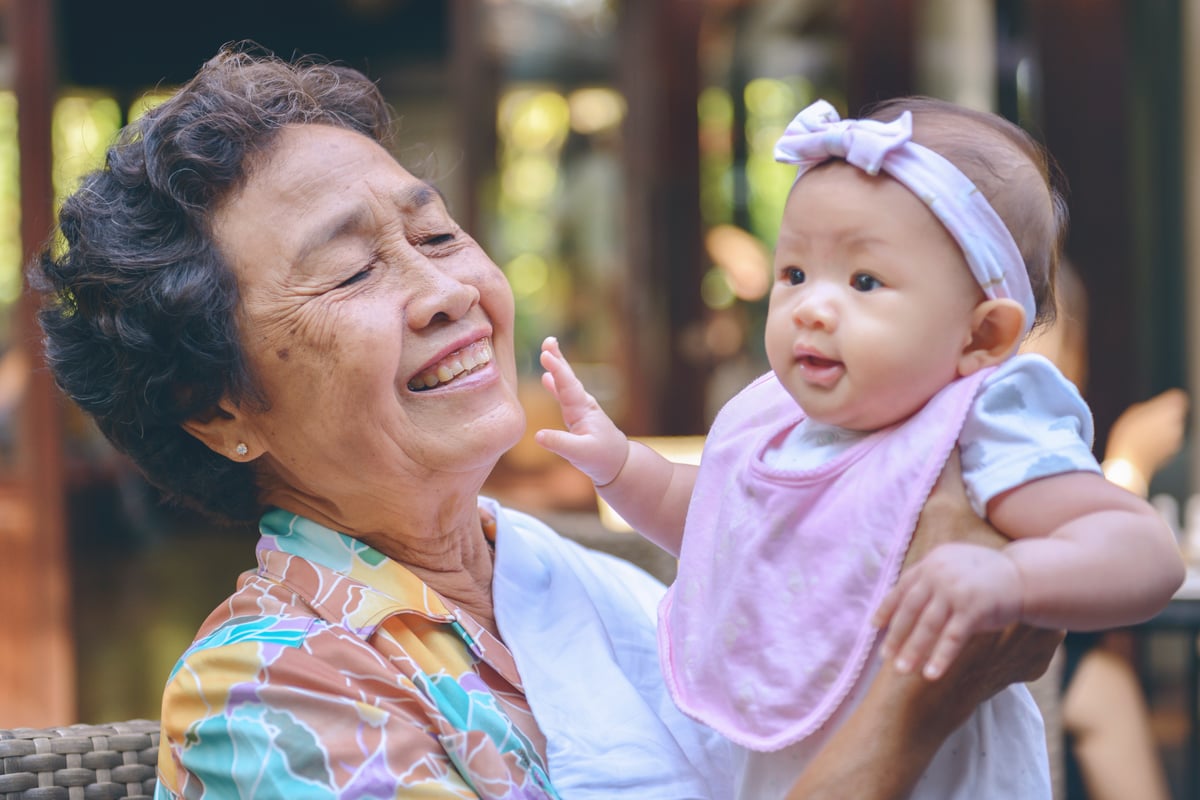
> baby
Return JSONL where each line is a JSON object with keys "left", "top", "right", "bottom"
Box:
{"left": 537, "top": 97, "right": 1184, "bottom": 798}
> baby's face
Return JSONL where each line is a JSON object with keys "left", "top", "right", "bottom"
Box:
{"left": 765, "top": 161, "right": 984, "bottom": 431}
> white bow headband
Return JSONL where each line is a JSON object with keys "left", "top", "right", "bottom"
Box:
{"left": 773, "top": 99, "right": 1036, "bottom": 334}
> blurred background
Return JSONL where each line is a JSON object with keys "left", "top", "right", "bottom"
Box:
{"left": 0, "top": 0, "right": 1196, "bottom": 797}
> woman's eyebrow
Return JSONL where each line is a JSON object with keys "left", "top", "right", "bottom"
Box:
{"left": 399, "top": 182, "right": 442, "bottom": 210}
{"left": 290, "top": 183, "right": 445, "bottom": 271}
{"left": 292, "top": 205, "right": 372, "bottom": 269}
{"left": 394, "top": 182, "right": 452, "bottom": 216}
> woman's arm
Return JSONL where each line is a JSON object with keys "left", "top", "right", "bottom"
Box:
{"left": 787, "top": 624, "right": 1061, "bottom": 800}
{"left": 159, "top": 630, "right": 531, "bottom": 799}
{"left": 786, "top": 452, "right": 1062, "bottom": 800}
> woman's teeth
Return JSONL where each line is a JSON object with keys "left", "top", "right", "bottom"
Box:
{"left": 408, "top": 339, "right": 493, "bottom": 391}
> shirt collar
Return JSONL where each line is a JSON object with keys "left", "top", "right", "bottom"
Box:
{"left": 255, "top": 503, "right": 525, "bottom": 689}
{"left": 256, "top": 507, "right": 455, "bottom": 636}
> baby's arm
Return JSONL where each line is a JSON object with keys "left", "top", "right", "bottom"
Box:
{"left": 535, "top": 337, "right": 695, "bottom": 556}
{"left": 990, "top": 472, "right": 1183, "bottom": 628}
{"left": 875, "top": 471, "right": 1184, "bottom": 679}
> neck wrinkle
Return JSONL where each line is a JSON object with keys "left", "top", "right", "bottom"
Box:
{"left": 263, "top": 485, "right": 499, "bottom": 633}
{"left": 362, "top": 503, "right": 498, "bottom": 639}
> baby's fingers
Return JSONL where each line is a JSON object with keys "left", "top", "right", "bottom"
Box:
{"left": 872, "top": 583, "right": 903, "bottom": 629}
{"left": 540, "top": 338, "right": 598, "bottom": 418}
{"left": 534, "top": 428, "right": 581, "bottom": 461}
{"left": 541, "top": 335, "right": 564, "bottom": 359}
{"left": 539, "top": 338, "right": 578, "bottom": 389}
{"left": 920, "top": 617, "right": 970, "bottom": 680}
{"left": 891, "top": 596, "right": 950, "bottom": 677}
{"left": 876, "top": 574, "right": 926, "bottom": 657}
{"left": 540, "top": 369, "right": 560, "bottom": 401}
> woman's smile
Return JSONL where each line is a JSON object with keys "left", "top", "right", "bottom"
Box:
{"left": 408, "top": 337, "right": 495, "bottom": 391}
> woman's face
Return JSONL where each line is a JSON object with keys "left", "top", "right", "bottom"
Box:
{"left": 210, "top": 124, "right": 524, "bottom": 528}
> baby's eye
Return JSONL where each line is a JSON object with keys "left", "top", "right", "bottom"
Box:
{"left": 783, "top": 267, "right": 806, "bottom": 286}
{"left": 851, "top": 273, "right": 883, "bottom": 292}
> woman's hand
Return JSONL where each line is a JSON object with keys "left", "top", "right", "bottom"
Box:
{"left": 786, "top": 451, "right": 1060, "bottom": 800}
{"left": 873, "top": 542, "right": 1023, "bottom": 680}
{"left": 898, "top": 450, "right": 1061, "bottom": 689}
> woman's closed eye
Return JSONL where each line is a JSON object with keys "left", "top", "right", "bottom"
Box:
{"left": 851, "top": 272, "right": 883, "bottom": 292}
{"left": 333, "top": 230, "right": 458, "bottom": 290}
{"left": 336, "top": 261, "right": 377, "bottom": 289}
{"left": 411, "top": 222, "right": 462, "bottom": 254}
{"left": 422, "top": 232, "right": 457, "bottom": 248}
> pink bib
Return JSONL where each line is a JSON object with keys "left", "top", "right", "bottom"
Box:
{"left": 658, "top": 369, "right": 991, "bottom": 751}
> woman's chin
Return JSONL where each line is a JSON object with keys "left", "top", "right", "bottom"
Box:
{"left": 450, "top": 406, "right": 527, "bottom": 471}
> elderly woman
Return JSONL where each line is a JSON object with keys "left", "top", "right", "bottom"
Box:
{"left": 33, "top": 44, "right": 1056, "bottom": 799}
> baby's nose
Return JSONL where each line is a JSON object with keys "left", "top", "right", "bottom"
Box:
{"left": 792, "top": 287, "right": 838, "bottom": 330}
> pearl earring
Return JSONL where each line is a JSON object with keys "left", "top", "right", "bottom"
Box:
{"left": 235, "top": 442, "right": 249, "bottom": 457}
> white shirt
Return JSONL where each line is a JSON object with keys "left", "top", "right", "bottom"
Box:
{"left": 489, "top": 498, "right": 737, "bottom": 799}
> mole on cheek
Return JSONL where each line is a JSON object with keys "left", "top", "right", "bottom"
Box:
{"left": 276, "top": 348, "right": 290, "bottom": 361}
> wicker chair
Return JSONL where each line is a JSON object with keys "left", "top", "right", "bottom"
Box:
{"left": 0, "top": 719, "right": 158, "bottom": 799}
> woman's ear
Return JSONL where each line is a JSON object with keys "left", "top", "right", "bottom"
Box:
{"left": 958, "top": 299, "right": 1026, "bottom": 376}
{"left": 181, "top": 398, "right": 260, "bottom": 462}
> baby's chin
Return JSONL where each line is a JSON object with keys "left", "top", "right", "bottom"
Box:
{"left": 805, "top": 402, "right": 925, "bottom": 433}
{"left": 788, "top": 379, "right": 936, "bottom": 433}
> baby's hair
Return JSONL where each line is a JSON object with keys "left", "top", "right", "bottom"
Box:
{"left": 861, "top": 97, "right": 1068, "bottom": 331}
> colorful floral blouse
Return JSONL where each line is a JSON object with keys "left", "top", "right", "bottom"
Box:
{"left": 155, "top": 507, "right": 560, "bottom": 799}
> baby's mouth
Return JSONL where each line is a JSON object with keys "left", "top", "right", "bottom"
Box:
{"left": 800, "top": 354, "right": 841, "bottom": 369}
{"left": 408, "top": 338, "right": 493, "bottom": 391}
{"left": 797, "top": 353, "right": 844, "bottom": 387}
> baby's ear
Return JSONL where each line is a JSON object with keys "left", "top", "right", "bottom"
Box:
{"left": 958, "top": 299, "right": 1026, "bottom": 376}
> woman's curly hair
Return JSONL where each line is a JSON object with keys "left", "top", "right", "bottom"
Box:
{"left": 30, "top": 41, "right": 393, "bottom": 523}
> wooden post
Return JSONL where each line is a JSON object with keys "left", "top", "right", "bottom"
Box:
{"left": 448, "top": 0, "right": 497, "bottom": 239}
{"left": 1186, "top": 0, "right": 1200, "bottom": 512}
{"left": 3, "top": 0, "right": 74, "bottom": 726}
{"left": 617, "top": 0, "right": 706, "bottom": 435}
{"left": 845, "top": 0, "right": 917, "bottom": 114}
{"left": 1029, "top": 0, "right": 1136, "bottom": 457}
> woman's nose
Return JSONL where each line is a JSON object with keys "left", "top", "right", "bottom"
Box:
{"left": 406, "top": 265, "right": 481, "bottom": 328}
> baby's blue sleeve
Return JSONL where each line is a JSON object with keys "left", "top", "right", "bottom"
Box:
{"left": 958, "top": 353, "right": 1102, "bottom": 517}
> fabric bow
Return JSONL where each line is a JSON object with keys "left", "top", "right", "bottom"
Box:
{"left": 774, "top": 99, "right": 913, "bottom": 177}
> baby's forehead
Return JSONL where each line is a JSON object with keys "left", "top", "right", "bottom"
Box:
{"left": 912, "top": 113, "right": 1036, "bottom": 173}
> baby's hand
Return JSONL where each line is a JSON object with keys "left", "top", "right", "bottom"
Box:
{"left": 535, "top": 337, "right": 630, "bottom": 486}
{"left": 872, "top": 542, "right": 1023, "bottom": 680}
